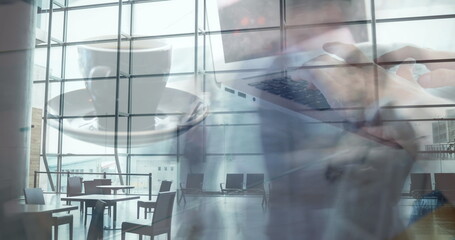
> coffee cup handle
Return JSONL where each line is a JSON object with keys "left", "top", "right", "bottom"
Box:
{"left": 85, "top": 66, "right": 112, "bottom": 89}
{"left": 88, "top": 65, "right": 112, "bottom": 78}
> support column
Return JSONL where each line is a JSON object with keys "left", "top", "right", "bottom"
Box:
{"left": 0, "top": 1, "right": 35, "bottom": 239}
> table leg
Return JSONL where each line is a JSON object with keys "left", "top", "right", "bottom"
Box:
{"left": 113, "top": 202, "right": 117, "bottom": 228}
{"left": 102, "top": 201, "right": 122, "bottom": 230}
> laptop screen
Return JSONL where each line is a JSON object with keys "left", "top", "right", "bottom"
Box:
{"left": 216, "top": 0, "right": 369, "bottom": 64}
{"left": 217, "top": 0, "right": 281, "bottom": 63}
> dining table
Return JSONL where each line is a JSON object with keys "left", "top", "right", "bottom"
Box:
{"left": 61, "top": 194, "right": 139, "bottom": 230}
{"left": 14, "top": 203, "right": 78, "bottom": 240}
{"left": 96, "top": 185, "right": 135, "bottom": 195}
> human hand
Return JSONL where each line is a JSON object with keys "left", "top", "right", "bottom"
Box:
{"left": 376, "top": 46, "right": 455, "bottom": 89}
{"left": 291, "top": 42, "right": 438, "bottom": 153}
{"left": 291, "top": 42, "right": 429, "bottom": 122}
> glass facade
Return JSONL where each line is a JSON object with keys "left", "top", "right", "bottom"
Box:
{"left": 10, "top": 0, "right": 455, "bottom": 239}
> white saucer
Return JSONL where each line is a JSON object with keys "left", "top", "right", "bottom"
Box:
{"left": 47, "top": 88, "right": 208, "bottom": 147}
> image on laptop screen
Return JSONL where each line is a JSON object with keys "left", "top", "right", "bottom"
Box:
{"left": 217, "top": 0, "right": 281, "bottom": 63}
{"left": 216, "top": 0, "right": 369, "bottom": 64}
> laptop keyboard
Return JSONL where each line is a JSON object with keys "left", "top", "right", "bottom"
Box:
{"left": 248, "top": 77, "right": 331, "bottom": 110}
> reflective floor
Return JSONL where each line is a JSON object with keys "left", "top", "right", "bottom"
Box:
{"left": 41, "top": 193, "right": 267, "bottom": 240}
{"left": 34, "top": 194, "right": 455, "bottom": 240}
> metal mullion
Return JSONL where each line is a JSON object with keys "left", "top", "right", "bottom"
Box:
{"left": 202, "top": 0, "right": 207, "bottom": 164}
{"left": 41, "top": 0, "right": 56, "bottom": 192}
{"left": 285, "top": 20, "right": 371, "bottom": 30}
{"left": 124, "top": 71, "right": 194, "bottom": 78}
{"left": 129, "top": 154, "right": 180, "bottom": 157}
{"left": 202, "top": 0, "right": 207, "bottom": 92}
{"left": 280, "top": 0, "right": 285, "bottom": 52}
{"left": 46, "top": 32, "right": 195, "bottom": 47}
{"left": 280, "top": 0, "right": 286, "bottom": 78}
{"left": 204, "top": 153, "right": 264, "bottom": 157}
{"left": 370, "top": 0, "right": 380, "bottom": 113}
{"left": 57, "top": 0, "right": 68, "bottom": 191}
{"left": 59, "top": 154, "right": 119, "bottom": 157}
{"left": 204, "top": 123, "right": 260, "bottom": 127}
{"left": 205, "top": 68, "right": 272, "bottom": 74}
{"left": 56, "top": 0, "right": 70, "bottom": 193}
{"left": 52, "top": 114, "right": 118, "bottom": 119}
{"left": 208, "top": 110, "right": 261, "bottom": 114}
{"left": 126, "top": 0, "right": 134, "bottom": 186}
{"left": 40, "top": 0, "right": 189, "bottom": 13}
{"left": 49, "top": 76, "right": 123, "bottom": 83}
{"left": 41, "top": 153, "right": 59, "bottom": 157}
{"left": 194, "top": 0, "right": 198, "bottom": 87}
{"left": 376, "top": 14, "right": 455, "bottom": 23}
{"left": 33, "top": 80, "right": 62, "bottom": 83}
{"left": 114, "top": 0, "right": 125, "bottom": 185}
{"left": 39, "top": 1, "right": 121, "bottom": 13}
{"left": 130, "top": 32, "right": 195, "bottom": 40}
{"left": 206, "top": 26, "right": 281, "bottom": 36}
{"left": 128, "top": 112, "right": 187, "bottom": 117}
{"left": 34, "top": 71, "right": 195, "bottom": 83}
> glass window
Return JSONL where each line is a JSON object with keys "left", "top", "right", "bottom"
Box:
{"left": 133, "top": 0, "right": 196, "bottom": 36}
{"left": 67, "top": 6, "right": 119, "bottom": 42}
{"left": 130, "top": 156, "right": 176, "bottom": 194}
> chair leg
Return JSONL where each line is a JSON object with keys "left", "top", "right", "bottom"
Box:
{"left": 54, "top": 225, "right": 58, "bottom": 240}
{"left": 137, "top": 204, "right": 140, "bottom": 219}
{"left": 262, "top": 193, "right": 266, "bottom": 209}
{"left": 121, "top": 231, "right": 126, "bottom": 240}
{"left": 84, "top": 206, "right": 89, "bottom": 226}
{"left": 144, "top": 207, "right": 147, "bottom": 219}
{"left": 139, "top": 235, "right": 143, "bottom": 240}
{"left": 168, "top": 231, "right": 171, "bottom": 240}
{"left": 69, "top": 221, "right": 73, "bottom": 240}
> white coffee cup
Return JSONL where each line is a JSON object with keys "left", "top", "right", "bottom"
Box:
{"left": 78, "top": 36, "right": 172, "bottom": 131}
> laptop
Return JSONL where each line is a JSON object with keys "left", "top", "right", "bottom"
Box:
{"left": 208, "top": 0, "right": 403, "bottom": 148}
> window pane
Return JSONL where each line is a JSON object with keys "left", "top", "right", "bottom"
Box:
{"left": 134, "top": 36, "right": 195, "bottom": 74}
{"left": 61, "top": 116, "right": 129, "bottom": 153}
{"left": 285, "top": 0, "right": 368, "bottom": 26}
{"left": 130, "top": 123, "right": 177, "bottom": 154}
{"left": 133, "top": 0, "right": 195, "bottom": 36}
{"left": 377, "top": 19, "right": 455, "bottom": 52}
{"left": 34, "top": 48, "right": 48, "bottom": 80}
{"left": 37, "top": 156, "right": 58, "bottom": 192}
{"left": 67, "top": 6, "right": 119, "bottom": 42}
{"left": 376, "top": 0, "right": 455, "bottom": 19}
{"left": 129, "top": 156, "right": 177, "bottom": 195}
{"left": 68, "top": 0, "right": 118, "bottom": 7}
{"left": 49, "top": 46, "right": 63, "bottom": 79}
{"left": 61, "top": 156, "right": 126, "bottom": 186}
{"left": 51, "top": 6, "right": 65, "bottom": 42}
{"left": 61, "top": 79, "right": 129, "bottom": 116}
{"left": 197, "top": 155, "right": 266, "bottom": 191}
